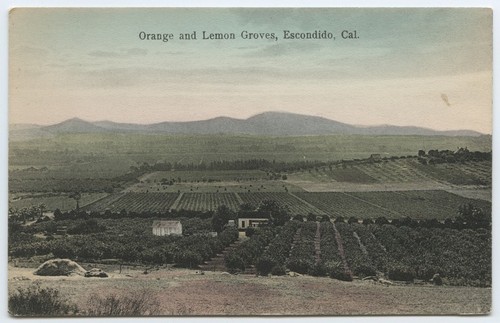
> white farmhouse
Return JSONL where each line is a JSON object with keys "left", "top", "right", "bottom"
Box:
{"left": 152, "top": 220, "right": 182, "bottom": 236}
{"left": 237, "top": 218, "right": 269, "bottom": 231}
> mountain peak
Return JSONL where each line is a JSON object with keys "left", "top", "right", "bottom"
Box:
{"left": 44, "top": 117, "right": 106, "bottom": 133}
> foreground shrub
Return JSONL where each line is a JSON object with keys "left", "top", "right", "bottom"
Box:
{"left": 310, "top": 262, "right": 327, "bottom": 277}
{"left": 9, "top": 282, "right": 77, "bottom": 316}
{"left": 86, "top": 289, "right": 160, "bottom": 316}
{"left": 173, "top": 250, "right": 203, "bottom": 268}
{"left": 256, "top": 256, "right": 277, "bottom": 276}
{"left": 225, "top": 253, "right": 245, "bottom": 273}
{"left": 287, "top": 258, "right": 314, "bottom": 275}
{"left": 271, "top": 264, "right": 287, "bottom": 276}
{"left": 352, "top": 264, "right": 377, "bottom": 278}
{"left": 325, "top": 261, "right": 352, "bottom": 281}
{"left": 432, "top": 273, "right": 443, "bottom": 286}
{"left": 388, "top": 265, "right": 415, "bottom": 281}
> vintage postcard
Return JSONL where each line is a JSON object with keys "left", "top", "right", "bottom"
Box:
{"left": 7, "top": 8, "right": 492, "bottom": 316}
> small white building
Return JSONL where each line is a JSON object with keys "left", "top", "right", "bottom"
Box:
{"left": 237, "top": 218, "right": 269, "bottom": 231}
{"left": 152, "top": 220, "right": 182, "bottom": 236}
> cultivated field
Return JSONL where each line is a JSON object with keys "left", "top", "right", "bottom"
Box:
{"left": 78, "top": 189, "right": 491, "bottom": 220}
{"left": 9, "top": 193, "right": 108, "bottom": 212}
{"left": 83, "top": 193, "right": 179, "bottom": 213}
{"left": 287, "top": 159, "right": 491, "bottom": 191}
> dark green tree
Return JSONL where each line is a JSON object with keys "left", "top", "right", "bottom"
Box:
{"left": 211, "top": 205, "right": 235, "bottom": 233}
{"left": 257, "top": 200, "right": 290, "bottom": 226}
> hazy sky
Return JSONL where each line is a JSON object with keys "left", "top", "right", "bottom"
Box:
{"left": 9, "top": 8, "right": 492, "bottom": 133}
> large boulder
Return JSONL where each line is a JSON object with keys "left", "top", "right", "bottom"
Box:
{"left": 33, "top": 258, "right": 87, "bottom": 276}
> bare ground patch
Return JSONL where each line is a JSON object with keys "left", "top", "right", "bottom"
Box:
{"left": 8, "top": 265, "right": 491, "bottom": 316}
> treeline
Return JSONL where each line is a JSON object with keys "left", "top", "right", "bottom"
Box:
{"left": 418, "top": 148, "right": 491, "bottom": 165}
{"left": 310, "top": 206, "right": 491, "bottom": 230}
{"left": 129, "top": 159, "right": 328, "bottom": 173}
{"left": 31, "top": 200, "right": 491, "bottom": 231}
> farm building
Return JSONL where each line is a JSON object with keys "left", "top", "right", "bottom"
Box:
{"left": 237, "top": 218, "right": 268, "bottom": 231}
{"left": 152, "top": 220, "right": 182, "bottom": 236}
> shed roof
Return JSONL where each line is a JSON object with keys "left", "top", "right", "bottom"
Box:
{"left": 152, "top": 220, "right": 181, "bottom": 229}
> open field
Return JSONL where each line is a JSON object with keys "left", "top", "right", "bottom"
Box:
{"left": 8, "top": 266, "right": 491, "bottom": 315}
{"left": 9, "top": 133, "right": 492, "bottom": 164}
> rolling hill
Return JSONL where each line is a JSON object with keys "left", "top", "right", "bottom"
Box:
{"left": 9, "top": 111, "right": 484, "bottom": 140}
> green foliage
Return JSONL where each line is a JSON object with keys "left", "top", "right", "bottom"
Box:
{"left": 225, "top": 227, "right": 275, "bottom": 270}
{"left": 352, "top": 264, "right": 377, "bottom": 278}
{"left": 67, "top": 219, "right": 106, "bottom": 234}
{"left": 457, "top": 203, "right": 490, "bottom": 228}
{"left": 257, "top": 199, "right": 290, "bottom": 226}
{"left": 388, "top": 265, "right": 415, "bottom": 281}
{"left": 9, "top": 282, "right": 77, "bottom": 316}
{"left": 306, "top": 213, "right": 317, "bottom": 222}
{"left": 310, "top": 262, "right": 327, "bottom": 277}
{"left": 225, "top": 253, "right": 246, "bottom": 273}
{"left": 271, "top": 264, "right": 287, "bottom": 276}
{"left": 256, "top": 256, "right": 278, "bottom": 276}
{"left": 212, "top": 205, "right": 235, "bottom": 233}
{"left": 320, "top": 215, "right": 331, "bottom": 222}
{"left": 245, "top": 227, "right": 256, "bottom": 237}
{"left": 287, "top": 258, "right": 314, "bottom": 275}
{"left": 174, "top": 250, "right": 203, "bottom": 268}
{"left": 288, "top": 222, "right": 316, "bottom": 274}
{"left": 324, "top": 261, "right": 352, "bottom": 281}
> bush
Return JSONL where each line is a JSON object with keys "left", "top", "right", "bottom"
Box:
{"left": 174, "top": 250, "right": 203, "bottom": 268}
{"left": 86, "top": 289, "right": 160, "bottom": 316}
{"left": 416, "top": 266, "right": 443, "bottom": 281}
{"left": 388, "top": 265, "right": 415, "bottom": 281}
{"left": 245, "top": 227, "right": 256, "bottom": 237}
{"left": 9, "top": 282, "right": 77, "bottom": 316}
{"left": 306, "top": 213, "right": 317, "bottom": 222}
{"left": 287, "top": 258, "right": 314, "bottom": 275}
{"left": 362, "top": 218, "right": 374, "bottom": 225}
{"left": 347, "top": 217, "right": 359, "bottom": 224}
{"left": 432, "top": 274, "right": 443, "bottom": 286}
{"left": 256, "top": 256, "right": 277, "bottom": 276}
{"left": 352, "top": 264, "right": 377, "bottom": 278}
{"left": 320, "top": 215, "right": 331, "bottom": 222}
{"left": 225, "top": 253, "right": 245, "bottom": 273}
{"left": 271, "top": 265, "right": 287, "bottom": 276}
{"left": 310, "top": 262, "right": 327, "bottom": 277}
{"left": 325, "top": 261, "right": 352, "bottom": 281}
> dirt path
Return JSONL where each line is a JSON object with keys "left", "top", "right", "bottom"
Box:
{"left": 314, "top": 222, "right": 321, "bottom": 264}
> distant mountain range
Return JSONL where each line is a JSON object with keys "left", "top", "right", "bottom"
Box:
{"left": 9, "top": 111, "right": 484, "bottom": 140}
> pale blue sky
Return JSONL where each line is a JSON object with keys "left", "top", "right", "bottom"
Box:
{"left": 9, "top": 8, "right": 492, "bottom": 133}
